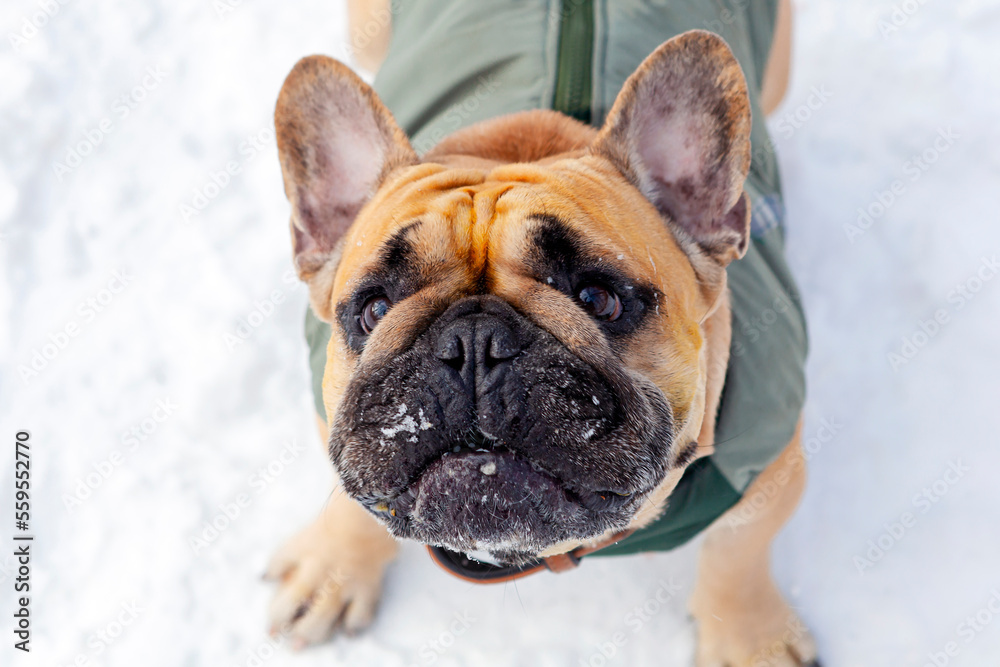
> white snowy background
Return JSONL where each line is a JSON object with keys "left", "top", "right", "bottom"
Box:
{"left": 1, "top": 0, "right": 999, "bottom": 665}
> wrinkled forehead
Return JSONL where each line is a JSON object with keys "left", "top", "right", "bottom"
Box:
{"left": 332, "top": 161, "right": 699, "bottom": 308}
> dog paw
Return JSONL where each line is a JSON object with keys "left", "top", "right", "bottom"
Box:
{"left": 693, "top": 592, "right": 818, "bottom": 667}
{"left": 263, "top": 494, "right": 398, "bottom": 647}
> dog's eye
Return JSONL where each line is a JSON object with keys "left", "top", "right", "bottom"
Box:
{"left": 359, "top": 295, "right": 392, "bottom": 334}
{"left": 577, "top": 284, "right": 623, "bottom": 321}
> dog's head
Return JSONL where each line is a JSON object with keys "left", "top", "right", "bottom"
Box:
{"left": 275, "top": 31, "right": 751, "bottom": 564}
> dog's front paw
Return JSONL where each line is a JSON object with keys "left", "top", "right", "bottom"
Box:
{"left": 692, "top": 587, "right": 819, "bottom": 667}
{"left": 264, "top": 493, "right": 398, "bottom": 647}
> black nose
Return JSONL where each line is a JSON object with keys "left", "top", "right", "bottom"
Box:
{"left": 433, "top": 298, "right": 525, "bottom": 393}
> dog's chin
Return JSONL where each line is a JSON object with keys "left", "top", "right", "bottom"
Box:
{"left": 359, "top": 449, "right": 641, "bottom": 566}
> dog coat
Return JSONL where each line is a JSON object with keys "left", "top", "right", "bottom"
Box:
{"left": 304, "top": 0, "right": 807, "bottom": 558}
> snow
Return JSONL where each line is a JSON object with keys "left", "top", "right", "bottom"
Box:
{"left": 2, "top": 0, "right": 999, "bottom": 665}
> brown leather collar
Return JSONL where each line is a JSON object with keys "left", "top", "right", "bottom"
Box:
{"left": 427, "top": 528, "right": 636, "bottom": 584}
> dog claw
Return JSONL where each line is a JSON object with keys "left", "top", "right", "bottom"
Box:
{"left": 264, "top": 494, "right": 398, "bottom": 648}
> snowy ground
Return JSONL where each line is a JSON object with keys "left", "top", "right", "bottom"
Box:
{"left": 2, "top": 1, "right": 999, "bottom": 665}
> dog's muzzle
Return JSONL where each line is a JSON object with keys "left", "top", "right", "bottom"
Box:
{"left": 332, "top": 296, "right": 673, "bottom": 564}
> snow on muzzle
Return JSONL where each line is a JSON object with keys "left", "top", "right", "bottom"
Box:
{"left": 361, "top": 449, "right": 639, "bottom": 561}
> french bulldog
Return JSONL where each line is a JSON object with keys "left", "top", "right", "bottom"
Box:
{"left": 265, "top": 30, "right": 817, "bottom": 667}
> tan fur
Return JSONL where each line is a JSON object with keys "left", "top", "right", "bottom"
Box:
{"left": 264, "top": 415, "right": 397, "bottom": 646}
{"left": 761, "top": 0, "right": 794, "bottom": 116}
{"left": 425, "top": 109, "right": 594, "bottom": 164}
{"left": 267, "top": 24, "right": 812, "bottom": 663}
{"left": 346, "top": 0, "right": 392, "bottom": 74}
{"left": 690, "top": 425, "right": 818, "bottom": 666}
{"left": 313, "top": 154, "right": 712, "bottom": 457}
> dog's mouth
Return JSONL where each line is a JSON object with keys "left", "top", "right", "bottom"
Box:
{"left": 331, "top": 296, "right": 678, "bottom": 564}
{"left": 357, "top": 430, "right": 641, "bottom": 563}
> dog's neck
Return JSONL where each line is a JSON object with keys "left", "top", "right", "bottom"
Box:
{"left": 424, "top": 109, "right": 595, "bottom": 166}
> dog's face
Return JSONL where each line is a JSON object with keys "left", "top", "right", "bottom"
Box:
{"left": 276, "top": 31, "right": 751, "bottom": 564}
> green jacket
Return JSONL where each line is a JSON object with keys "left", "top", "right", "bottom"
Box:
{"left": 305, "top": 0, "right": 807, "bottom": 556}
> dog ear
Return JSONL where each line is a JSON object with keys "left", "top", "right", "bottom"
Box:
{"left": 592, "top": 30, "right": 752, "bottom": 266}
{"left": 275, "top": 56, "right": 417, "bottom": 288}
